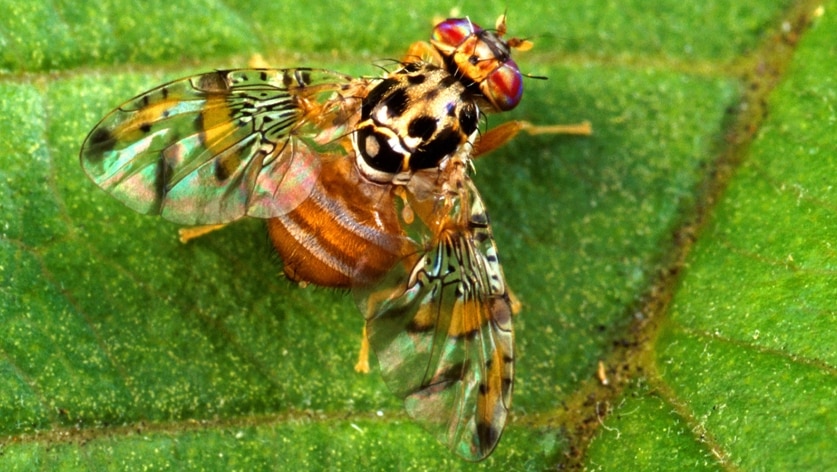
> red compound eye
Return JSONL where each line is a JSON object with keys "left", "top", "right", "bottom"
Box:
{"left": 431, "top": 17, "right": 525, "bottom": 111}
{"left": 431, "top": 18, "right": 482, "bottom": 48}
{"left": 483, "top": 59, "right": 523, "bottom": 111}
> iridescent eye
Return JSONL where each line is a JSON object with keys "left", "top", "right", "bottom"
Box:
{"left": 431, "top": 18, "right": 482, "bottom": 48}
{"left": 482, "top": 59, "right": 523, "bottom": 111}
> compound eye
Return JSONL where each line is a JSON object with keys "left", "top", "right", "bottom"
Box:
{"left": 482, "top": 59, "right": 523, "bottom": 111}
{"left": 431, "top": 18, "right": 482, "bottom": 48}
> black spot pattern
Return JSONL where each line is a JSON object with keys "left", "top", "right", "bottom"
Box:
{"left": 214, "top": 155, "right": 238, "bottom": 181}
{"left": 357, "top": 126, "right": 403, "bottom": 173}
{"left": 407, "top": 116, "right": 437, "bottom": 140}
{"left": 407, "top": 73, "right": 426, "bottom": 84}
{"left": 441, "top": 74, "right": 459, "bottom": 89}
{"left": 362, "top": 78, "right": 399, "bottom": 120}
{"left": 412, "top": 361, "right": 468, "bottom": 395}
{"left": 281, "top": 72, "right": 294, "bottom": 88}
{"left": 84, "top": 128, "right": 116, "bottom": 162}
{"left": 410, "top": 127, "right": 461, "bottom": 169}
{"left": 459, "top": 103, "right": 478, "bottom": 136}
{"left": 197, "top": 71, "right": 230, "bottom": 93}
{"left": 476, "top": 422, "right": 499, "bottom": 451}
{"left": 194, "top": 113, "right": 206, "bottom": 145}
{"left": 383, "top": 88, "right": 410, "bottom": 118}
{"left": 154, "top": 156, "right": 174, "bottom": 201}
{"left": 402, "top": 62, "right": 423, "bottom": 73}
{"left": 470, "top": 210, "right": 489, "bottom": 226}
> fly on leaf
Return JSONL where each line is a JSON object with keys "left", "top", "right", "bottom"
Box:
{"left": 80, "top": 13, "right": 589, "bottom": 461}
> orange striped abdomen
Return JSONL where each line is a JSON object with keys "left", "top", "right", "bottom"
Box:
{"left": 267, "top": 158, "right": 407, "bottom": 288}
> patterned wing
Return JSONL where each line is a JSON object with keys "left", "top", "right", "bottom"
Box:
{"left": 80, "top": 68, "right": 359, "bottom": 225}
{"left": 358, "top": 177, "right": 514, "bottom": 461}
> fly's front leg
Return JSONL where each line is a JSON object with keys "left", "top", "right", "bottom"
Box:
{"left": 474, "top": 120, "right": 593, "bottom": 158}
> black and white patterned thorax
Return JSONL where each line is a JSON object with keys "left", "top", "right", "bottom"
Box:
{"left": 353, "top": 62, "right": 480, "bottom": 184}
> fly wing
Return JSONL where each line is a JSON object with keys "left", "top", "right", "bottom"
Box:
{"left": 357, "top": 176, "right": 514, "bottom": 461}
{"left": 80, "top": 68, "right": 361, "bottom": 225}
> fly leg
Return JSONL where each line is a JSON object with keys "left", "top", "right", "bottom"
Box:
{"left": 354, "top": 324, "right": 371, "bottom": 373}
{"left": 178, "top": 224, "right": 228, "bottom": 244}
{"left": 474, "top": 120, "right": 592, "bottom": 158}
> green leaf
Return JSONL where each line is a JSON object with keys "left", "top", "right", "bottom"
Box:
{"left": 1, "top": 0, "right": 833, "bottom": 470}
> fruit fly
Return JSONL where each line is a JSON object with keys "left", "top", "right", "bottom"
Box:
{"left": 80, "top": 14, "right": 590, "bottom": 461}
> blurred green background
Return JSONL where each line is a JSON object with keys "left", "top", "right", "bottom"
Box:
{"left": 1, "top": 0, "right": 834, "bottom": 470}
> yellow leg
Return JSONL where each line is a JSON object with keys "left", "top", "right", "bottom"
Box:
{"left": 507, "top": 287, "right": 522, "bottom": 316}
{"left": 178, "top": 224, "right": 227, "bottom": 244}
{"left": 520, "top": 121, "right": 593, "bottom": 136}
{"left": 354, "top": 324, "right": 371, "bottom": 373}
{"left": 597, "top": 360, "right": 610, "bottom": 386}
{"left": 474, "top": 120, "right": 593, "bottom": 158}
{"left": 247, "top": 54, "right": 271, "bottom": 68}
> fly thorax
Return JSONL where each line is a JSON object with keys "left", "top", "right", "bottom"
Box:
{"left": 353, "top": 63, "right": 480, "bottom": 184}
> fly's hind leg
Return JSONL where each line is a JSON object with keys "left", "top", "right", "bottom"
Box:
{"left": 354, "top": 324, "right": 371, "bottom": 373}
{"left": 178, "top": 224, "right": 228, "bottom": 244}
{"left": 507, "top": 287, "right": 522, "bottom": 317}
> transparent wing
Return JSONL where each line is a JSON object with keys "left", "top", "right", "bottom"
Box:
{"left": 358, "top": 177, "right": 514, "bottom": 461}
{"left": 80, "top": 68, "right": 360, "bottom": 225}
